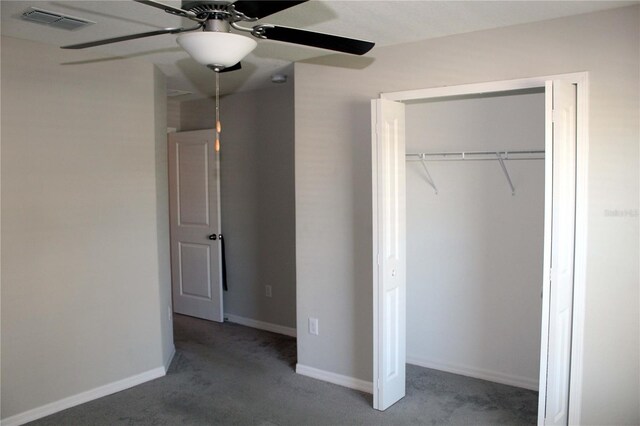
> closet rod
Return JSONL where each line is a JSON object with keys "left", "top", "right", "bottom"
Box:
{"left": 406, "top": 150, "right": 544, "bottom": 195}
{"left": 406, "top": 149, "right": 544, "bottom": 161}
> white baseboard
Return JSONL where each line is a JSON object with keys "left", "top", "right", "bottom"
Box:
{"left": 406, "top": 355, "right": 539, "bottom": 391}
{"left": 296, "top": 363, "right": 373, "bottom": 394}
{"left": 0, "top": 367, "right": 166, "bottom": 426}
{"left": 225, "top": 313, "right": 297, "bottom": 338}
{"left": 164, "top": 345, "right": 176, "bottom": 372}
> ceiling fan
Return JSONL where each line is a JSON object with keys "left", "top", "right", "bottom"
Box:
{"left": 61, "top": 0, "right": 375, "bottom": 72}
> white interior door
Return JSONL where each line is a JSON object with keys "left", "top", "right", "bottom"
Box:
{"left": 168, "top": 129, "right": 223, "bottom": 322}
{"left": 372, "top": 99, "right": 406, "bottom": 411}
{"left": 538, "top": 80, "right": 577, "bottom": 425}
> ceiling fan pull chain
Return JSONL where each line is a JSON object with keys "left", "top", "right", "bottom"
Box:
{"left": 215, "top": 71, "right": 221, "bottom": 153}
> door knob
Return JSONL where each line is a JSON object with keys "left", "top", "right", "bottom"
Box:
{"left": 208, "top": 234, "right": 217, "bottom": 240}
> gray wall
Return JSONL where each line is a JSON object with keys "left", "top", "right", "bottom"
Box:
{"left": 294, "top": 6, "right": 639, "bottom": 425}
{"left": 154, "top": 68, "right": 175, "bottom": 366}
{"left": 167, "top": 99, "right": 181, "bottom": 130}
{"left": 1, "top": 36, "right": 172, "bottom": 419}
{"left": 405, "top": 93, "right": 544, "bottom": 389}
{"left": 179, "top": 77, "right": 296, "bottom": 329}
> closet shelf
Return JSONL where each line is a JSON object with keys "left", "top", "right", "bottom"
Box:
{"left": 406, "top": 150, "right": 545, "bottom": 196}
{"left": 406, "top": 150, "right": 545, "bottom": 161}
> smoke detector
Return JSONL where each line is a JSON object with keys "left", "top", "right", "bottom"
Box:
{"left": 271, "top": 74, "right": 287, "bottom": 84}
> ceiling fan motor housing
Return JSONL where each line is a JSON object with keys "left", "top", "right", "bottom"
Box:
{"left": 204, "top": 18, "right": 230, "bottom": 33}
{"left": 182, "top": 1, "right": 234, "bottom": 18}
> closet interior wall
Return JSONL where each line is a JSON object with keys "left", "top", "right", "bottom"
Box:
{"left": 405, "top": 91, "right": 545, "bottom": 389}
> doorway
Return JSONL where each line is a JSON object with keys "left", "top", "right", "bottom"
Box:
{"left": 371, "top": 74, "right": 588, "bottom": 425}
{"left": 405, "top": 89, "right": 545, "bottom": 394}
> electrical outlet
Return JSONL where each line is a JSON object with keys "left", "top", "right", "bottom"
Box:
{"left": 265, "top": 285, "right": 272, "bottom": 298}
{"left": 309, "top": 317, "right": 319, "bottom": 335}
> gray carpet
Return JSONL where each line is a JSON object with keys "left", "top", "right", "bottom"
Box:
{"left": 30, "top": 314, "right": 537, "bottom": 425}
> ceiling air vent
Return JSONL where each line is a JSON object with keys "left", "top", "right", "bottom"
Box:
{"left": 21, "top": 7, "right": 95, "bottom": 31}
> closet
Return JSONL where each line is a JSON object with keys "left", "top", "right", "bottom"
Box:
{"left": 404, "top": 89, "right": 545, "bottom": 391}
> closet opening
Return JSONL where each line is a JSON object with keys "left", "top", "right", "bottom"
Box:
{"left": 372, "top": 74, "right": 588, "bottom": 425}
{"left": 404, "top": 88, "right": 545, "bottom": 420}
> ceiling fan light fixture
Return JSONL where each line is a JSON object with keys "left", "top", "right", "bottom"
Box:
{"left": 177, "top": 32, "right": 257, "bottom": 69}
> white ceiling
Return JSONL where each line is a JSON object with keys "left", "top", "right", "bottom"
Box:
{"left": 1, "top": 0, "right": 635, "bottom": 99}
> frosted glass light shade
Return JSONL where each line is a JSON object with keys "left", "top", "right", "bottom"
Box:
{"left": 177, "top": 32, "right": 257, "bottom": 68}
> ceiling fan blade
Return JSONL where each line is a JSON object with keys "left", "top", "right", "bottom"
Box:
{"left": 258, "top": 25, "right": 374, "bottom": 55}
{"left": 61, "top": 26, "right": 200, "bottom": 49}
{"left": 233, "top": 1, "right": 308, "bottom": 19}
{"left": 134, "top": 0, "right": 199, "bottom": 20}
{"left": 219, "top": 62, "right": 242, "bottom": 73}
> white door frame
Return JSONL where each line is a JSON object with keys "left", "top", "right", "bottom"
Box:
{"left": 372, "top": 73, "right": 589, "bottom": 424}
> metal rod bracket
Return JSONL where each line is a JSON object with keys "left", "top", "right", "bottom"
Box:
{"left": 496, "top": 152, "right": 516, "bottom": 195}
{"left": 419, "top": 154, "right": 438, "bottom": 195}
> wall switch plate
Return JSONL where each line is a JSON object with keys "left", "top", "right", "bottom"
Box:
{"left": 168, "top": 305, "right": 172, "bottom": 322}
{"left": 309, "top": 317, "right": 319, "bottom": 335}
{"left": 265, "top": 285, "right": 272, "bottom": 298}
